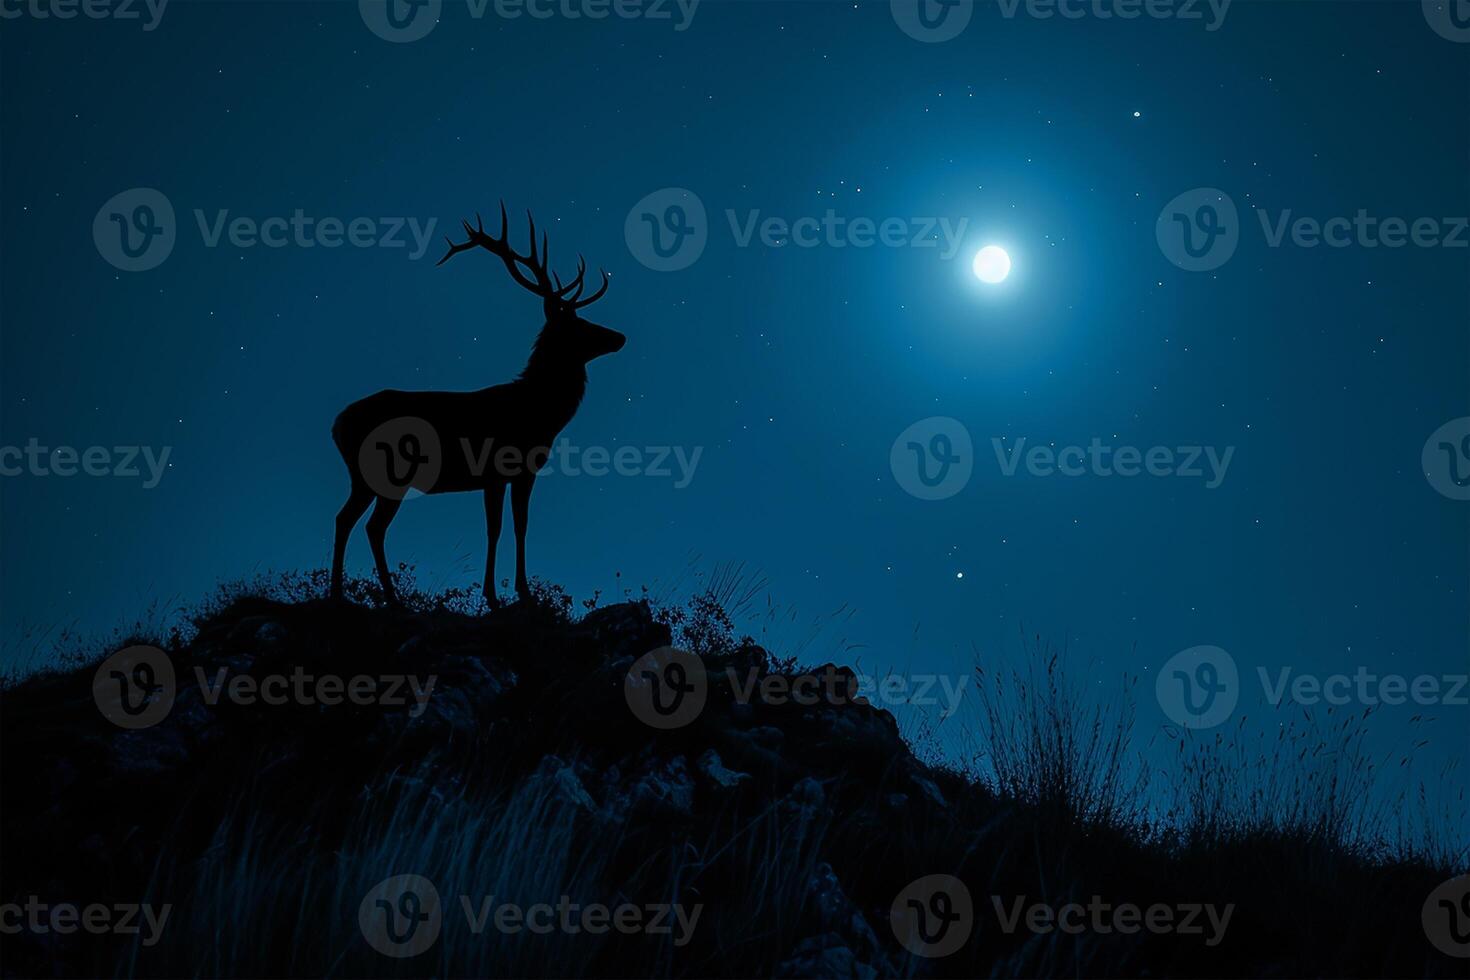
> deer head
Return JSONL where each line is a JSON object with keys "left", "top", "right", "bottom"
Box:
{"left": 438, "top": 204, "right": 626, "bottom": 368}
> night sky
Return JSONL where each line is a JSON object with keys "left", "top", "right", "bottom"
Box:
{"left": 2, "top": 1, "right": 1466, "bottom": 819}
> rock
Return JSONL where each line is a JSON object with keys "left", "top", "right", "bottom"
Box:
{"left": 805, "top": 862, "right": 889, "bottom": 968}
{"left": 744, "top": 725, "right": 784, "bottom": 746}
{"left": 775, "top": 933, "right": 877, "bottom": 979}
{"left": 406, "top": 655, "right": 515, "bottom": 737}
{"left": 807, "top": 862, "right": 852, "bottom": 931}
{"left": 697, "top": 748, "right": 750, "bottom": 789}
{"left": 630, "top": 754, "right": 695, "bottom": 818}
{"left": 790, "top": 776, "right": 825, "bottom": 807}
{"left": 715, "top": 728, "right": 785, "bottom": 781}
{"left": 579, "top": 601, "right": 671, "bottom": 659}
{"left": 910, "top": 770, "right": 947, "bottom": 808}
{"left": 530, "top": 758, "right": 598, "bottom": 811}
{"left": 724, "top": 641, "right": 771, "bottom": 678}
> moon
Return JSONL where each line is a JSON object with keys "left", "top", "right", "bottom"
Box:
{"left": 972, "top": 245, "right": 1011, "bottom": 284}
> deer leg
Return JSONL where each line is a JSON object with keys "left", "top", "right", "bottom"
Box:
{"left": 366, "top": 495, "right": 404, "bottom": 605}
{"left": 483, "top": 483, "right": 506, "bottom": 608}
{"left": 331, "top": 483, "right": 374, "bottom": 599}
{"left": 510, "top": 476, "right": 534, "bottom": 601}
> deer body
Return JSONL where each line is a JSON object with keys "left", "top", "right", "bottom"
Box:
{"left": 329, "top": 205, "right": 624, "bottom": 606}
{"left": 334, "top": 377, "right": 584, "bottom": 493}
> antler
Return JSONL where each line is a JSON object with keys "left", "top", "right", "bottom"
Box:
{"left": 438, "top": 202, "right": 609, "bottom": 310}
{"left": 562, "top": 255, "right": 610, "bottom": 309}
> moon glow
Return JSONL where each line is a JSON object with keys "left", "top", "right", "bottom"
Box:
{"left": 972, "top": 245, "right": 1011, "bottom": 284}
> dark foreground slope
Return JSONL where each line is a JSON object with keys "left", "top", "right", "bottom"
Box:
{"left": 0, "top": 583, "right": 1462, "bottom": 978}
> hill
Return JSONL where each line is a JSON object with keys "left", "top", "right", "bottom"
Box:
{"left": 0, "top": 577, "right": 1463, "bottom": 977}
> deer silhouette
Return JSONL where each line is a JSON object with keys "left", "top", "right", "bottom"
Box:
{"left": 330, "top": 204, "right": 625, "bottom": 606}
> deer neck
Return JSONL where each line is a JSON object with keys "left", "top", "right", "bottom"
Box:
{"left": 516, "top": 350, "right": 588, "bottom": 426}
